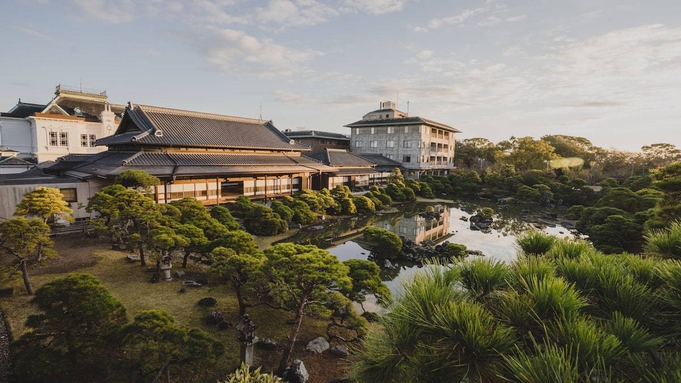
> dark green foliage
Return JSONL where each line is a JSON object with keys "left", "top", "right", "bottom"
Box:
{"left": 515, "top": 185, "right": 541, "bottom": 202}
{"left": 402, "top": 187, "right": 416, "bottom": 201}
{"left": 118, "top": 310, "right": 224, "bottom": 382}
{"left": 209, "top": 205, "right": 241, "bottom": 231}
{"left": 419, "top": 182, "right": 435, "bottom": 198}
{"left": 644, "top": 221, "right": 681, "bottom": 259}
{"left": 443, "top": 243, "right": 467, "bottom": 258}
{"left": 209, "top": 229, "right": 259, "bottom": 255}
{"left": 12, "top": 274, "right": 128, "bottom": 382}
{"left": 230, "top": 196, "right": 256, "bottom": 218}
{"left": 363, "top": 227, "right": 402, "bottom": 259}
{"left": 385, "top": 183, "right": 405, "bottom": 201}
{"left": 115, "top": 170, "right": 160, "bottom": 191}
{"left": 342, "top": 259, "right": 391, "bottom": 310}
{"left": 243, "top": 205, "right": 288, "bottom": 236}
{"left": 287, "top": 199, "right": 318, "bottom": 225}
{"left": 270, "top": 200, "right": 294, "bottom": 221}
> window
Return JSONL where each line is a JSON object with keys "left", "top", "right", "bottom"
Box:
{"left": 404, "top": 126, "right": 409, "bottom": 133}
{"left": 89, "top": 134, "right": 97, "bottom": 147}
{"left": 387, "top": 126, "right": 394, "bottom": 134}
{"left": 370, "top": 141, "right": 378, "bottom": 148}
{"left": 49, "top": 132, "right": 58, "bottom": 146}
{"left": 355, "top": 141, "right": 362, "bottom": 148}
{"left": 402, "top": 155, "right": 411, "bottom": 163}
{"left": 370, "top": 127, "right": 375, "bottom": 134}
{"left": 81, "top": 134, "right": 88, "bottom": 147}
{"left": 386, "top": 154, "right": 394, "bottom": 160}
{"left": 60, "top": 188, "right": 77, "bottom": 203}
{"left": 386, "top": 140, "right": 394, "bottom": 148}
{"left": 59, "top": 132, "right": 68, "bottom": 146}
{"left": 403, "top": 140, "right": 412, "bottom": 148}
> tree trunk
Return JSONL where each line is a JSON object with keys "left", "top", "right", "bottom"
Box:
{"left": 139, "top": 243, "right": 147, "bottom": 266}
{"left": 235, "top": 286, "right": 246, "bottom": 317}
{"left": 278, "top": 297, "right": 307, "bottom": 375}
{"left": 182, "top": 250, "right": 190, "bottom": 268}
{"left": 19, "top": 259, "right": 34, "bottom": 295}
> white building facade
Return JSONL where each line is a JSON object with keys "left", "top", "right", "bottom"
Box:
{"left": 345, "top": 101, "right": 461, "bottom": 178}
{"left": 0, "top": 85, "right": 122, "bottom": 163}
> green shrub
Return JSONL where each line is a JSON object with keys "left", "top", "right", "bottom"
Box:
{"left": 444, "top": 243, "right": 468, "bottom": 258}
{"left": 243, "top": 205, "right": 288, "bottom": 236}
{"left": 420, "top": 182, "right": 435, "bottom": 198}
{"left": 375, "top": 193, "right": 392, "bottom": 206}
{"left": 339, "top": 197, "right": 357, "bottom": 215}
{"left": 402, "top": 187, "right": 416, "bottom": 201}
{"left": 386, "top": 184, "right": 405, "bottom": 201}
{"left": 230, "top": 196, "right": 256, "bottom": 218}
{"left": 290, "top": 200, "right": 318, "bottom": 225}
{"left": 363, "top": 227, "right": 402, "bottom": 259}
{"left": 352, "top": 196, "right": 376, "bottom": 214}
{"left": 270, "top": 200, "right": 294, "bottom": 221}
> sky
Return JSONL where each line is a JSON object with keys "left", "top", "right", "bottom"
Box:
{"left": 1, "top": 0, "right": 680, "bottom": 152}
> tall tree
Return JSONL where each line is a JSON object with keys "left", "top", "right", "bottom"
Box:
{"left": 262, "top": 243, "right": 351, "bottom": 374}
{"left": 0, "top": 218, "right": 55, "bottom": 295}
{"left": 208, "top": 246, "right": 265, "bottom": 316}
{"left": 87, "top": 187, "right": 162, "bottom": 266}
{"left": 12, "top": 274, "right": 128, "bottom": 382}
{"left": 14, "top": 187, "right": 74, "bottom": 225}
{"left": 115, "top": 169, "right": 161, "bottom": 193}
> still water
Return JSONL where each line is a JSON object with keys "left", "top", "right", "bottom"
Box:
{"left": 279, "top": 201, "right": 576, "bottom": 289}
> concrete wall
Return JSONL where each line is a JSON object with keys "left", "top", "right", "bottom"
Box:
{"left": 0, "top": 181, "right": 97, "bottom": 221}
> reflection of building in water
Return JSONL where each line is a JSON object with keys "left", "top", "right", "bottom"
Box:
{"left": 375, "top": 205, "right": 450, "bottom": 244}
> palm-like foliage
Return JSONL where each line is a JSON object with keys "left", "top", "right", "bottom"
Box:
{"left": 644, "top": 220, "right": 681, "bottom": 259}
{"left": 515, "top": 231, "right": 557, "bottom": 255}
{"left": 351, "top": 235, "right": 681, "bottom": 383}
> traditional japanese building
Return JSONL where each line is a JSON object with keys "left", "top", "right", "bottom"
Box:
{"left": 307, "top": 148, "right": 380, "bottom": 191}
{"left": 44, "top": 103, "right": 334, "bottom": 208}
{"left": 283, "top": 129, "right": 350, "bottom": 154}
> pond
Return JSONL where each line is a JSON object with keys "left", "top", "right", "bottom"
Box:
{"left": 277, "top": 201, "right": 579, "bottom": 292}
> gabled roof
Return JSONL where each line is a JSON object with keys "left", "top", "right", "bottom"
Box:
{"left": 0, "top": 156, "right": 35, "bottom": 166}
{"left": 344, "top": 116, "right": 461, "bottom": 133}
{"left": 284, "top": 130, "right": 350, "bottom": 141}
{"left": 47, "top": 150, "right": 334, "bottom": 179}
{"left": 307, "top": 148, "right": 375, "bottom": 167}
{"left": 2, "top": 101, "right": 47, "bottom": 118}
{"left": 97, "top": 104, "right": 308, "bottom": 151}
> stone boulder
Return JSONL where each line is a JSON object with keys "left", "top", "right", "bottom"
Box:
{"left": 328, "top": 345, "right": 350, "bottom": 357}
{"left": 283, "top": 359, "right": 309, "bottom": 383}
{"left": 305, "top": 337, "right": 329, "bottom": 354}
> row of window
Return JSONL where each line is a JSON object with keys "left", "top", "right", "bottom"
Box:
{"left": 48, "top": 132, "right": 97, "bottom": 147}
{"left": 355, "top": 140, "right": 450, "bottom": 151}
{"left": 354, "top": 126, "right": 419, "bottom": 135}
{"left": 354, "top": 126, "right": 453, "bottom": 137}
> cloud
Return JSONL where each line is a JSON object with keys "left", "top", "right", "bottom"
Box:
{"left": 506, "top": 15, "right": 527, "bottom": 22}
{"left": 10, "top": 25, "right": 53, "bottom": 41}
{"left": 560, "top": 101, "right": 627, "bottom": 108}
{"left": 426, "top": 6, "right": 487, "bottom": 30}
{"left": 191, "top": 27, "right": 322, "bottom": 77}
{"left": 254, "top": 0, "right": 339, "bottom": 28}
{"left": 272, "top": 90, "right": 317, "bottom": 104}
{"left": 341, "top": 0, "right": 406, "bottom": 15}
{"left": 71, "top": 0, "right": 135, "bottom": 24}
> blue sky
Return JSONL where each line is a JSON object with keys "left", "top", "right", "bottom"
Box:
{"left": 2, "top": 0, "right": 680, "bottom": 152}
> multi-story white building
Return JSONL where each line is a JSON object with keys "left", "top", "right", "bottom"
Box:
{"left": 0, "top": 85, "right": 123, "bottom": 163}
{"left": 345, "top": 101, "right": 461, "bottom": 178}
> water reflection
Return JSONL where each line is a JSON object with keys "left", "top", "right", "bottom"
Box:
{"left": 279, "top": 202, "right": 577, "bottom": 285}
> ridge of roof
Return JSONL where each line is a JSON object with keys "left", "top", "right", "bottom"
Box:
{"left": 136, "top": 104, "right": 266, "bottom": 125}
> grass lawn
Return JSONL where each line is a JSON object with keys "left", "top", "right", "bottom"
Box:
{"left": 1, "top": 236, "right": 347, "bottom": 382}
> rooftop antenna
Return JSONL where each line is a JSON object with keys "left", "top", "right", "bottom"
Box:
{"left": 407, "top": 101, "right": 410, "bottom": 115}
{"left": 259, "top": 102, "right": 263, "bottom": 121}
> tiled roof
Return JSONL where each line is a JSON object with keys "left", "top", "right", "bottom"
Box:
{"left": 356, "top": 154, "right": 403, "bottom": 167}
{"left": 0, "top": 157, "right": 35, "bottom": 166}
{"left": 52, "top": 151, "right": 334, "bottom": 179}
{"left": 0, "top": 168, "right": 81, "bottom": 185}
{"left": 97, "top": 104, "right": 308, "bottom": 151}
{"left": 344, "top": 116, "right": 461, "bottom": 133}
{"left": 307, "top": 149, "right": 375, "bottom": 167}
{"left": 2, "top": 102, "right": 47, "bottom": 118}
{"left": 284, "top": 130, "right": 349, "bottom": 141}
